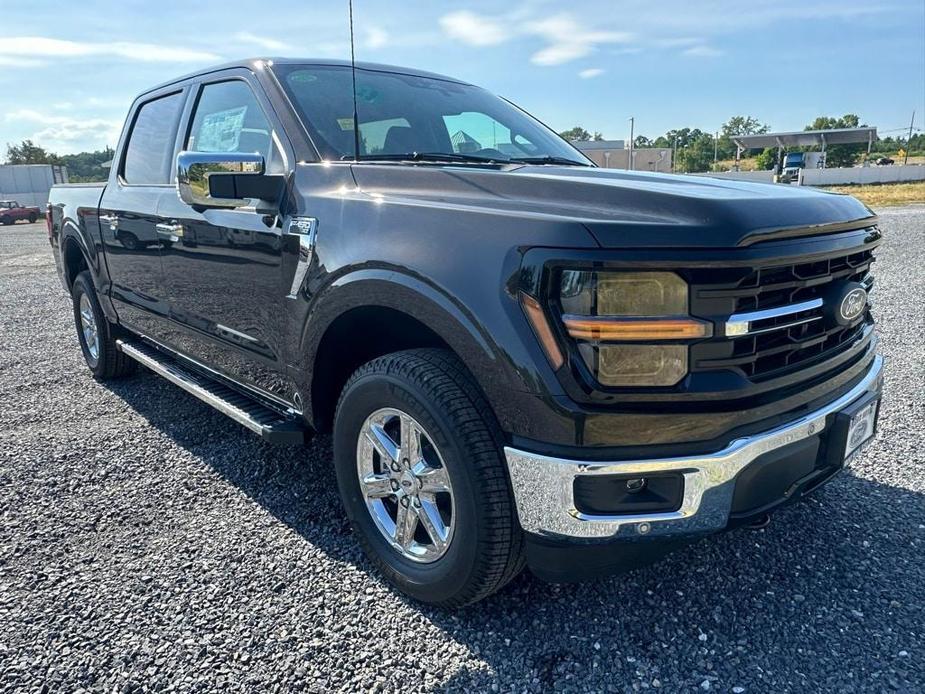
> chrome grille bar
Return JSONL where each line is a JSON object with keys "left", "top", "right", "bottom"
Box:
{"left": 725, "top": 297, "right": 823, "bottom": 337}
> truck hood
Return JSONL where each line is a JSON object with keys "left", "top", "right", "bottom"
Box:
{"left": 350, "top": 164, "right": 876, "bottom": 248}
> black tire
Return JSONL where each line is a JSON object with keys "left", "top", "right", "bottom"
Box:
{"left": 28, "top": 213, "right": 37, "bottom": 223}
{"left": 71, "top": 271, "right": 136, "bottom": 380}
{"left": 0, "top": 216, "right": 11, "bottom": 226}
{"left": 333, "top": 349, "right": 524, "bottom": 607}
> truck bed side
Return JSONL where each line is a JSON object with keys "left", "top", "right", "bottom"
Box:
{"left": 48, "top": 183, "right": 109, "bottom": 300}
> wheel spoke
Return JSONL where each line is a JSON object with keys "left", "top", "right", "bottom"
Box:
{"left": 400, "top": 414, "right": 422, "bottom": 465}
{"left": 416, "top": 498, "right": 449, "bottom": 551}
{"left": 360, "top": 473, "right": 393, "bottom": 499}
{"left": 367, "top": 423, "right": 400, "bottom": 464}
{"left": 413, "top": 461, "right": 451, "bottom": 494}
{"left": 394, "top": 501, "right": 417, "bottom": 549}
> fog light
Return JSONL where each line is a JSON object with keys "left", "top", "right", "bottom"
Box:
{"left": 573, "top": 473, "right": 684, "bottom": 515}
{"left": 625, "top": 478, "right": 647, "bottom": 493}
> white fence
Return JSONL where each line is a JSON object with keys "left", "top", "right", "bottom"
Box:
{"left": 800, "top": 165, "right": 924, "bottom": 186}
{"left": 695, "top": 165, "right": 924, "bottom": 186}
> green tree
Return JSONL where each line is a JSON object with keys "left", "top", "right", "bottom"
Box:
{"left": 719, "top": 115, "right": 769, "bottom": 160}
{"left": 5, "top": 139, "right": 60, "bottom": 165}
{"left": 805, "top": 114, "right": 865, "bottom": 168}
{"left": 754, "top": 147, "right": 778, "bottom": 170}
{"left": 559, "top": 126, "right": 603, "bottom": 142}
{"left": 674, "top": 130, "right": 716, "bottom": 172}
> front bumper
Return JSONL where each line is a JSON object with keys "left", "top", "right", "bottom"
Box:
{"left": 504, "top": 355, "right": 883, "bottom": 541}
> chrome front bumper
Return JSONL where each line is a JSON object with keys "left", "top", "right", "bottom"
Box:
{"left": 504, "top": 355, "right": 883, "bottom": 540}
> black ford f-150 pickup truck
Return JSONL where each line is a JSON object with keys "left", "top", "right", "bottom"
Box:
{"left": 49, "top": 59, "right": 883, "bottom": 607}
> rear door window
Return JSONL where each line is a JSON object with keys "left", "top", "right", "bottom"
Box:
{"left": 122, "top": 92, "right": 184, "bottom": 185}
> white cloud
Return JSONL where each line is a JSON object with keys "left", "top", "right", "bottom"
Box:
{"left": 0, "top": 37, "right": 219, "bottom": 63}
{"left": 364, "top": 26, "right": 389, "bottom": 50}
{"left": 579, "top": 68, "right": 605, "bottom": 79}
{"left": 0, "top": 55, "right": 45, "bottom": 67}
{"left": 682, "top": 45, "right": 724, "bottom": 57}
{"left": 233, "top": 31, "right": 290, "bottom": 52}
{"left": 439, "top": 10, "right": 509, "bottom": 46}
{"left": 439, "top": 10, "right": 632, "bottom": 66}
{"left": 5, "top": 109, "right": 121, "bottom": 152}
{"left": 527, "top": 14, "right": 633, "bottom": 65}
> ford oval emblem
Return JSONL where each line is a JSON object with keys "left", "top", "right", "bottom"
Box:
{"left": 839, "top": 287, "right": 867, "bottom": 322}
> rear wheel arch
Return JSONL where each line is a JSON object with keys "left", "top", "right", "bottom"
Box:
{"left": 62, "top": 236, "right": 90, "bottom": 291}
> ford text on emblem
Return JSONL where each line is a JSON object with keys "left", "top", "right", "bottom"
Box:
{"left": 840, "top": 287, "right": 867, "bottom": 322}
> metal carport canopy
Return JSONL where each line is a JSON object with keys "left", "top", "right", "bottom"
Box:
{"left": 733, "top": 127, "right": 878, "bottom": 150}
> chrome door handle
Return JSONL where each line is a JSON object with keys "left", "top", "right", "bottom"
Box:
{"left": 155, "top": 222, "right": 183, "bottom": 242}
{"left": 286, "top": 217, "right": 318, "bottom": 299}
{"left": 100, "top": 214, "right": 118, "bottom": 230}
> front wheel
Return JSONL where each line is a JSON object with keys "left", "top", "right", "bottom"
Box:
{"left": 333, "top": 349, "right": 524, "bottom": 607}
{"left": 71, "top": 271, "right": 136, "bottom": 380}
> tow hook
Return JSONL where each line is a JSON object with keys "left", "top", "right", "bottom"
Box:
{"left": 746, "top": 513, "right": 771, "bottom": 530}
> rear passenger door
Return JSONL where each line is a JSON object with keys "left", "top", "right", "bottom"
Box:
{"left": 100, "top": 89, "right": 186, "bottom": 340}
{"left": 155, "top": 73, "right": 297, "bottom": 406}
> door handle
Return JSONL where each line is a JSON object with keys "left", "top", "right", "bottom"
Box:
{"left": 155, "top": 222, "right": 183, "bottom": 242}
{"left": 286, "top": 217, "right": 318, "bottom": 299}
{"left": 100, "top": 214, "right": 119, "bottom": 230}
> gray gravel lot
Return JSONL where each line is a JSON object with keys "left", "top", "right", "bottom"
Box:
{"left": 1, "top": 211, "right": 923, "bottom": 693}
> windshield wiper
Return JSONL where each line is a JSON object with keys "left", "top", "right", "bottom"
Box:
{"left": 353, "top": 152, "right": 507, "bottom": 165}
{"left": 508, "top": 155, "right": 590, "bottom": 167}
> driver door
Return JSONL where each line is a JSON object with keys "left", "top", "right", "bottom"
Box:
{"left": 156, "top": 73, "right": 297, "bottom": 406}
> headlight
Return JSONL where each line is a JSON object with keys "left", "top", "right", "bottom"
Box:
{"left": 558, "top": 271, "right": 709, "bottom": 387}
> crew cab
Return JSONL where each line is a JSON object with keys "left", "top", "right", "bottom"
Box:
{"left": 1, "top": 200, "right": 40, "bottom": 225}
{"left": 49, "top": 59, "right": 883, "bottom": 606}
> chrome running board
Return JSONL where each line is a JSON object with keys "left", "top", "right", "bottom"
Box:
{"left": 116, "top": 339, "right": 308, "bottom": 445}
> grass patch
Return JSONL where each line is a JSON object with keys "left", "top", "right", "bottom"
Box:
{"left": 821, "top": 182, "right": 925, "bottom": 207}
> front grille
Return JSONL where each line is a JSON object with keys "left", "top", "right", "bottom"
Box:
{"left": 690, "top": 245, "right": 876, "bottom": 382}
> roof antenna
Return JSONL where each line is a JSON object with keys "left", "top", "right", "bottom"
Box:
{"left": 349, "top": 0, "right": 361, "bottom": 161}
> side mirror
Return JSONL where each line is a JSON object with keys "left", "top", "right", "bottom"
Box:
{"left": 176, "top": 151, "right": 286, "bottom": 209}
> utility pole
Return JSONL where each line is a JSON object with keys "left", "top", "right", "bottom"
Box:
{"left": 672, "top": 136, "right": 678, "bottom": 173}
{"left": 905, "top": 110, "right": 915, "bottom": 166}
{"left": 714, "top": 130, "right": 719, "bottom": 170}
{"left": 628, "top": 117, "right": 634, "bottom": 171}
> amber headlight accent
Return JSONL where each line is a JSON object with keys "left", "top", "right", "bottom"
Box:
{"left": 559, "top": 271, "right": 709, "bottom": 387}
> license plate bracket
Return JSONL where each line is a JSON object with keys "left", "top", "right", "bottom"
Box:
{"left": 826, "top": 391, "right": 881, "bottom": 466}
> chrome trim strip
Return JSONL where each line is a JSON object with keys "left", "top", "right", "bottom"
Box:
{"left": 725, "top": 297, "right": 823, "bottom": 337}
{"left": 503, "top": 355, "right": 882, "bottom": 540}
{"left": 286, "top": 216, "right": 318, "bottom": 299}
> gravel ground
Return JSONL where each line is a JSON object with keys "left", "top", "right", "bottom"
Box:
{"left": 1, "top": 211, "right": 923, "bottom": 693}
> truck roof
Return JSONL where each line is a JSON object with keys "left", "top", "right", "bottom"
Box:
{"left": 140, "top": 58, "right": 471, "bottom": 97}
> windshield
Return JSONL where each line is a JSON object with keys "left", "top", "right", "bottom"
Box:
{"left": 273, "top": 64, "right": 591, "bottom": 165}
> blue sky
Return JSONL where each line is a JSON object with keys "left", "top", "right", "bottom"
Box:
{"left": 1, "top": 0, "right": 922, "bottom": 154}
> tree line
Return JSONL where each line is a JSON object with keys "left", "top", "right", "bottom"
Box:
{"left": 559, "top": 115, "right": 923, "bottom": 172}
{"left": 4, "top": 140, "right": 114, "bottom": 182}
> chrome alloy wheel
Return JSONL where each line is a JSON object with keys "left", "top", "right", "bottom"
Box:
{"left": 356, "top": 408, "right": 455, "bottom": 563}
{"left": 78, "top": 293, "right": 100, "bottom": 362}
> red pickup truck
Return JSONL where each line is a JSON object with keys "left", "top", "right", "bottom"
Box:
{"left": 0, "top": 200, "right": 40, "bottom": 225}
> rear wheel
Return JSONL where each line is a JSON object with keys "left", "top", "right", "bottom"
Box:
{"left": 71, "top": 271, "right": 136, "bottom": 380}
{"left": 28, "top": 212, "right": 37, "bottom": 223}
{"left": 333, "top": 349, "right": 524, "bottom": 607}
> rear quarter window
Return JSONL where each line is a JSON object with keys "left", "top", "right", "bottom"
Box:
{"left": 122, "top": 92, "right": 184, "bottom": 185}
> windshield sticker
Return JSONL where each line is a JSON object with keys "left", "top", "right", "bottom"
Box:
{"left": 337, "top": 117, "right": 355, "bottom": 131}
{"left": 196, "top": 106, "right": 247, "bottom": 152}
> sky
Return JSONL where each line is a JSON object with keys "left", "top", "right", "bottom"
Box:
{"left": 0, "top": 0, "right": 922, "bottom": 154}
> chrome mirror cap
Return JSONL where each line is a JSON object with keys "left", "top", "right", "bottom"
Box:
{"left": 176, "top": 151, "right": 264, "bottom": 209}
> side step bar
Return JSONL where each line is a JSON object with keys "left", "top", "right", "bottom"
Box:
{"left": 116, "top": 339, "right": 308, "bottom": 445}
